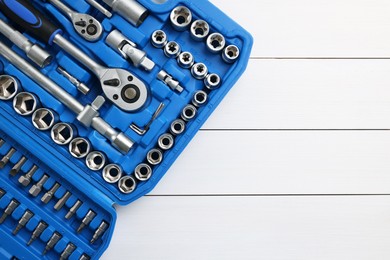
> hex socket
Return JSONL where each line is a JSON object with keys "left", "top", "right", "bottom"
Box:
{"left": 0, "top": 75, "right": 19, "bottom": 101}
{"left": 134, "top": 163, "right": 152, "bottom": 181}
{"left": 32, "top": 108, "right": 57, "bottom": 131}
{"left": 86, "top": 151, "right": 106, "bottom": 171}
{"left": 102, "top": 164, "right": 122, "bottom": 183}
{"left": 118, "top": 176, "right": 137, "bottom": 194}
{"left": 13, "top": 92, "right": 39, "bottom": 116}
{"left": 69, "top": 137, "right": 91, "bottom": 159}
{"left": 51, "top": 123, "right": 75, "bottom": 145}
{"left": 170, "top": 6, "right": 192, "bottom": 31}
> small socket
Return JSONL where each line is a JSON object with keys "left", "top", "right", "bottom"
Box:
{"left": 0, "top": 75, "right": 19, "bottom": 100}
{"left": 134, "top": 163, "right": 152, "bottom": 181}
{"left": 192, "top": 90, "right": 208, "bottom": 107}
{"left": 118, "top": 176, "right": 137, "bottom": 194}
{"left": 146, "top": 149, "right": 163, "bottom": 166}
{"left": 86, "top": 151, "right": 106, "bottom": 171}
{"left": 181, "top": 104, "right": 197, "bottom": 122}
{"left": 164, "top": 41, "right": 181, "bottom": 58}
{"left": 51, "top": 123, "right": 74, "bottom": 145}
{"left": 170, "top": 6, "right": 192, "bottom": 31}
{"left": 102, "top": 164, "right": 122, "bottom": 183}
{"left": 207, "top": 33, "right": 226, "bottom": 53}
{"left": 69, "top": 137, "right": 91, "bottom": 159}
{"left": 170, "top": 119, "right": 186, "bottom": 136}
{"left": 158, "top": 133, "right": 174, "bottom": 151}
{"left": 223, "top": 45, "right": 240, "bottom": 63}
{"left": 32, "top": 108, "right": 56, "bottom": 131}
{"left": 204, "top": 73, "right": 221, "bottom": 90}
{"left": 191, "top": 63, "right": 208, "bottom": 80}
{"left": 190, "top": 20, "right": 210, "bottom": 41}
{"left": 151, "top": 30, "right": 168, "bottom": 48}
{"left": 177, "top": 51, "right": 194, "bottom": 69}
{"left": 13, "top": 92, "right": 39, "bottom": 116}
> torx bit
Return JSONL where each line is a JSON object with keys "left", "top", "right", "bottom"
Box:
{"left": 0, "top": 139, "right": 4, "bottom": 148}
{"left": 0, "top": 189, "right": 5, "bottom": 199}
{"left": 13, "top": 210, "right": 34, "bottom": 235}
{"left": 10, "top": 156, "right": 27, "bottom": 176}
{"left": 0, "top": 199, "right": 19, "bottom": 224}
{"left": 77, "top": 210, "right": 96, "bottom": 233}
{"left": 29, "top": 174, "right": 49, "bottom": 197}
{"left": 65, "top": 200, "right": 82, "bottom": 220}
{"left": 18, "top": 165, "right": 38, "bottom": 187}
{"left": 60, "top": 243, "right": 76, "bottom": 260}
{"left": 54, "top": 191, "right": 71, "bottom": 211}
{"left": 43, "top": 232, "right": 62, "bottom": 255}
{"left": 91, "top": 221, "right": 109, "bottom": 244}
{"left": 41, "top": 182, "right": 60, "bottom": 204}
{"left": 0, "top": 147, "right": 16, "bottom": 169}
{"left": 27, "top": 221, "right": 48, "bottom": 246}
{"left": 79, "top": 254, "right": 91, "bottom": 260}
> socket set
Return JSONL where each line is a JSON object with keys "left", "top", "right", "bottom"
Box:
{"left": 0, "top": 0, "right": 252, "bottom": 258}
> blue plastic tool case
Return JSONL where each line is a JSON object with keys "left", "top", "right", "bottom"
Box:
{"left": 0, "top": 0, "right": 252, "bottom": 259}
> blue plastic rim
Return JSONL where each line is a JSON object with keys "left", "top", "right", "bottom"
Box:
{"left": 0, "top": 0, "right": 253, "bottom": 259}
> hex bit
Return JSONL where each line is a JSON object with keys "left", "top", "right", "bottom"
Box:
{"left": 29, "top": 174, "right": 49, "bottom": 197}
{"left": 43, "top": 232, "right": 62, "bottom": 255}
{"left": 41, "top": 182, "right": 60, "bottom": 204}
{"left": 77, "top": 210, "right": 96, "bottom": 233}
{"left": 18, "top": 165, "right": 38, "bottom": 187}
{"left": 54, "top": 191, "right": 71, "bottom": 211}
{"left": 0, "top": 147, "right": 16, "bottom": 169}
{"left": 10, "top": 156, "right": 27, "bottom": 176}
{"left": 27, "top": 221, "right": 48, "bottom": 246}
{"left": 0, "top": 200, "right": 20, "bottom": 224}
{"left": 91, "top": 221, "right": 109, "bottom": 244}
{"left": 13, "top": 210, "right": 34, "bottom": 235}
{"left": 65, "top": 200, "right": 82, "bottom": 220}
{"left": 60, "top": 243, "right": 76, "bottom": 260}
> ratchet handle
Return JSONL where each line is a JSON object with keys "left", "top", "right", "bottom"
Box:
{"left": 0, "top": 0, "right": 62, "bottom": 45}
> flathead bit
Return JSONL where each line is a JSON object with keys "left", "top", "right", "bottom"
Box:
{"left": 0, "top": 139, "right": 4, "bottom": 148}
{"left": 0, "top": 200, "right": 19, "bottom": 224}
{"left": 54, "top": 191, "right": 71, "bottom": 211}
{"left": 29, "top": 174, "right": 49, "bottom": 197}
{"left": 41, "top": 182, "right": 60, "bottom": 204}
{"left": 80, "top": 254, "right": 91, "bottom": 260}
{"left": 91, "top": 221, "right": 109, "bottom": 244}
{"left": 0, "top": 147, "right": 16, "bottom": 169}
{"left": 18, "top": 165, "right": 38, "bottom": 187}
{"left": 60, "top": 243, "right": 76, "bottom": 260}
{"left": 10, "top": 156, "right": 27, "bottom": 176}
{"left": 65, "top": 200, "right": 82, "bottom": 220}
{"left": 43, "top": 232, "right": 62, "bottom": 255}
{"left": 0, "top": 189, "right": 5, "bottom": 199}
{"left": 27, "top": 221, "right": 48, "bottom": 246}
{"left": 77, "top": 210, "right": 96, "bottom": 233}
{"left": 13, "top": 210, "right": 34, "bottom": 235}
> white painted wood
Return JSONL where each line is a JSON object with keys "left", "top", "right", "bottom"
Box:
{"left": 211, "top": 0, "right": 390, "bottom": 57}
{"left": 103, "top": 196, "right": 390, "bottom": 260}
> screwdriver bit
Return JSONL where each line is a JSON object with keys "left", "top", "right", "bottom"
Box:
{"left": 43, "top": 232, "right": 62, "bottom": 255}
{"left": 41, "top": 182, "right": 60, "bottom": 204}
{"left": 0, "top": 189, "right": 5, "bottom": 199}
{"left": 18, "top": 165, "right": 38, "bottom": 187}
{"left": 27, "top": 221, "right": 48, "bottom": 246}
{"left": 77, "top": 210, "right": 96, "bottom": 233}
{"left": 0, "top": 147, "right": 16, "bottom": 169}
{"left": 0, "top": 139, "right": 4, "bottom": 148}
{"left": 60, "top": 243, "right": 76, "bottom": 260}
{"left": 0, "top": 200, "right": 19, "bottom": 224}
{"left": 54, "top": 191, "right": 71, "bottom": 211}
{"left": 91, "top": 221, "right": 109, "bottom": 244}
{"left": 65, "top": 200, "right": 82, "bottom": 220}
{"left": 79, "top": 254, "right": 91, "bottom": 260}
{"left": 13, "top": 210, "right": 34, "bottom": 235}
{"left": 29, "top": 174, "right": 49, "bottom": 197}
{"left": 10, "top": 156, "right": 27, "bottom": 176}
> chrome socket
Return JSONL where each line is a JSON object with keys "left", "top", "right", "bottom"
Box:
{"left": 151, "top": 30, "right": 168, "bottom": 48}
{"left": 206, "top": 33, "right": 226, "bottom": 53}
{"left": 147, "top": 148, "right": 163, "bottom": 166}
{"left": 192, "top": 90, "right": 208, "bottom": 107}
{"left": 170, "top": 119, "right": 186, "bottom": 136}
{"left": 0, "top": 75, "right": 19, "bottom": 100}
{"left": 69, "top": 137, "right": 91, "bottom": 159}
{"left": 190, "top": 20, "right": 210, "bottom": 41}
{"left": 177, "top": 51, "right": 194, "bottom": 69}
{"left": 134, "top": 163, "right": 152, "bottom": 181}
{"left": 223, "top": 45, "right": 240, "bottom": 63}
{"left": 191, "top": 63, "right": 208, "bottom": 80}
{"left": 204, "top": 73, "right": 221, "bottom": 90}
{"left": 170, "top": 6, "right": 192, "bottom": 31}
{"left": 181, "top": 104, "right": 197, "bottom": 122}
{"left": 158, "top": 133, "right": 174, "bottom": 151}
{"left": 102, "top": 0, "right": 148, "bottom": 27}
{"left": 32, "top": 108, "right": 57, "bottom": 131}
{"left": 118, "top": 176, "right": 137, "bottom": 194}
{"left": 164, "top": 41, "right": 181, "bottom": 58}
{"left": 86, "top": 151, "right": 106, "bottom": 171}
{"left": 13, "top": 92, "right": 39, "bottom": 116}
{"left": 102, "top": 164, "right": 122, "bottom": 183}
{"left": 51, "top": 123, "right": 75, "bottom": 145}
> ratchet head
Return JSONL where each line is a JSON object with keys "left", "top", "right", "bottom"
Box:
{"left": 71, "top": 13, "right": 102, "bottom": 42}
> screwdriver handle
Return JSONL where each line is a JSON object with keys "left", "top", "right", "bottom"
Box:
{"left": 0, "top": 0, "right": 62, "bottom": 44}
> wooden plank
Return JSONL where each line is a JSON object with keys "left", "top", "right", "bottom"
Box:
{"left": 211, "top": 0, "right": 390, "bottom": 57}
{"left": 203, "top": 59, "right": 390, "bottom": 130}
{"left": 150, "top": 131, "right": 390, "bottom": 195}
{"left": 103, "top": 196, "right": 390, "bottom": 260}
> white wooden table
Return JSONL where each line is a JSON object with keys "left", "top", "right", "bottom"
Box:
{"left": 103, "top": 1, "right": 390, "bottom": 259}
